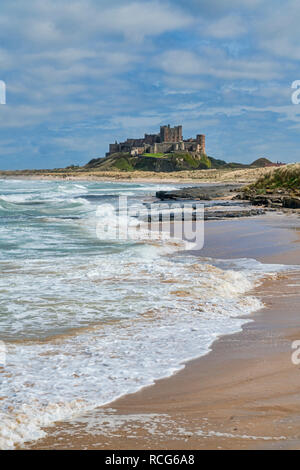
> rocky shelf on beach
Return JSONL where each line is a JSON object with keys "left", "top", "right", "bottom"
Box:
{"left": 156, "top": 184, "right": 243, "bottom": 201}
{"left": 155, "top": 181, "right": 300, "bottom": 211}
{"left": 153, "top": 184, "right": 265, "bottom": 220}
{"left": 234, "top": 190, "right": 300, "bottom": 209}
{"left": 203, "top": 208, "right": 265, "bottom": 220}
{"left": 146, "top": 206, "right": 265, "bottom": 222}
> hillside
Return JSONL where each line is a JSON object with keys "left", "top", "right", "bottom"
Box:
{"left": 250, "top": 158, "right": 273, "bottom": 167}
{"left": 86, "top": 152, "right": 231, "bottom": 172}
{"left": 86, "top": 152, "right": 281, "bottom": 173}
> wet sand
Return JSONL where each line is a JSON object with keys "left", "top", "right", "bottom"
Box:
{"left": 25, "top": 213, "right": 300, "bottom": 450}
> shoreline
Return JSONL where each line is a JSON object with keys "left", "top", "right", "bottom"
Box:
{"left": 0, "top": 166, "right": 275, "bottom": 185}
{"left": 25, "top": 213, "right": 300, "bottom": 450}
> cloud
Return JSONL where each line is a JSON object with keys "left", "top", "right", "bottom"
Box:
{"left": 203, "top": 14, "right": 246, "bottom": 38}
{"left": 0, "top": 0, "right": 193, "bottom": 46}
{"left": 156, "top": 48, "right": 283, "bottom": 81}
{"left": 94, "top": 1, "right": 193, "bottom": 41}
{"left": 162, "top": 75, "right": 208, "bottom": 94}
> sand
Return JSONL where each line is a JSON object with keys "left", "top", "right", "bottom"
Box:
{"left": 0, "top": 166, "right": 277, "bottom": 184}
{"left": 24, "top": 213, "right": 300, "bottom": 450}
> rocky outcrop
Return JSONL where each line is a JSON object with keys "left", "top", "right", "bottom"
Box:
{"left": 235, "top": 189, "right": 300, "bottom": 209}
{"left": 156, "top": 184, "right": 242, "bottom": 201}
{"left": 204, "top": 208, "right": 265, "bottom": 219}
{"left": 147, "top": 206, "right": 265, "bottom": 221}
{"left": 154, "top": 184, "right": 265, "bottom": 219}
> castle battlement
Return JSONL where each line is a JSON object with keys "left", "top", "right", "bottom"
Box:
{"left": 107, "top": 125, "right": 205, "bottom": 157}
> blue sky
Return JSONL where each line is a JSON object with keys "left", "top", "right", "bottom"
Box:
{"left": 0, "top": 0, "right": 299, "bottom": 169}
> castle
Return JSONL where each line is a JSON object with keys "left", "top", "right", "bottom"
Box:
{"left": 107, "top": 125, "right": 206, "bottom": 157}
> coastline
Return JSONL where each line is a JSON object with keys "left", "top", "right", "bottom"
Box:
{"left": 0, "top": 166, "right": 275, "bottom": 185}
{"left": 25, "top": 213, "right": 300, "bottom": 450}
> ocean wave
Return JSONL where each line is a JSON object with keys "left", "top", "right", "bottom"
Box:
{"left": 0, "top": 250, "right": 291, "bottom": 449}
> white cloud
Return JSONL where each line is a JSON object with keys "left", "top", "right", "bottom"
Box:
{"left": 95, "top": 1, "right": 193, "bottom": 40}
{"left": 161, "top": 75, "right": 210, "bottom": 95}
{"left": 156, "top": 48, "right": 283, "bottom": 81}
{"left": 25, "top": 20, "right": 62, "bottom": 43}
{"left": 203, "top": 14, "right": 246, "bottom": 38}
{"left": 0, "top": 0, "right": 193, "bottom": 46}
{"left": 157, "top": 51, "right": 207, "bottom": 75}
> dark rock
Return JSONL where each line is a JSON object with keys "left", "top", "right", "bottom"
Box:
{"left": 282, "top": 197, "right": 300, "bottom": 209}
{"left": 204, "top": 208, "right": 265, "bottom": 220}
{"left": 156, "top": 184, "right": 243, "bottom": 201}
{"left": 240, "top": 192, "right": 300, "bottom": 209}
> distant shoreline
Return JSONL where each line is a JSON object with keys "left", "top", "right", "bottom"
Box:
{"left": 0, "top": 166, "right": 275, "bottom": 184}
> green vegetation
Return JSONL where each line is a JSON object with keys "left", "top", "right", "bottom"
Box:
{"left": 199, "top": 154, "right": 212, "bottom": 169}
{"left": 208, "top": 156, "right": 227, "bottom": 168}
{"left": 85, "top": 152, "right": 279, "bottom": 173}
{"left": 113, "top": 157, "right": 134, "bottom": 171}
{"left": 142, "top": 152, "right": 165, "bottom": 158}
{"left": 249, "top": 164, "right": 300, "bottom": 191}
{"left": 86, "top": 152, "right": 216, "bottom": 172}
{"left": 174, "top": 153, "right": 200, "bottom": 169}
{"left": 168, "top": 153, "right": 212, "bottom": 170}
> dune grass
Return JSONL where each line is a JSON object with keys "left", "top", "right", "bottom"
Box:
{"left": 250, "top": 164, "right": 300, "bottom": 192}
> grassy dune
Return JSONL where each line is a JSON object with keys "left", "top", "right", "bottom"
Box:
{"left": 248, "top": 164, "right": 300, "bottom": 193}
{"left": 239, "top": 164, "right": 300, "bottom": 209}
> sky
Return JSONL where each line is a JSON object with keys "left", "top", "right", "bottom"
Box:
{"left": 0, "top": 0, "right": 299, "bottom": 169}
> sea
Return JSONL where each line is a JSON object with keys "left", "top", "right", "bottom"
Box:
{"left": 0, "top": 179, "right": 290, "bottom": 448}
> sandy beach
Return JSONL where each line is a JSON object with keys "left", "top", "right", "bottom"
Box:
{"left": 0, "top": 166, "right": 276, "bottom": 185}
{"left": 23, "top": 213, "right": 300, "bottom": 450}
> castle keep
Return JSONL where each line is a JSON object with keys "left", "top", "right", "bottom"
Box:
{"left": 107, "top": 125, "right": 205, "bottom": 157}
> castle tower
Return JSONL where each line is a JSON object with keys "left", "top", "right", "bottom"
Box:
{"left": 160, "top": 124, "right": 183, "bottom": 143}
{"left": 196, "top": 134, "right": 205, "bottom": 154}
{"left": 160, "top": 125, "right": 170, "bottom": 142}
{"left": 176, "top": 125, "right": 183, "bottom": 141}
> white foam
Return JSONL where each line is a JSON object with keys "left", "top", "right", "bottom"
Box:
{"left": 0, "top": 194, "right": 34, "bottom": 203}
{"left": 0, "top": 251, "right": 283, "bottom": 449}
